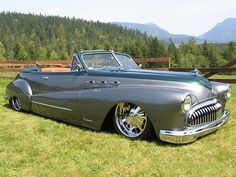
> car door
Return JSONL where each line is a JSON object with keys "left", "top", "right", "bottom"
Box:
{"left": 30, "top": 56, "right": 85, "bottom": 124}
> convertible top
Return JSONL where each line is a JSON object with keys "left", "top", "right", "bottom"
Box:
{"left": 41, "top": 67, "right": 70, "bottom": 72}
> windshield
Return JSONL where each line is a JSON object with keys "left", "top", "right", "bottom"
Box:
{"left": 82, "top": 52, "right": 139, "bottom": 70}
{"left": 82, "top": 53, "right": 121, "bottom": 70}
{"left": 115, "top": 53, "right": 138, "bottom": 69}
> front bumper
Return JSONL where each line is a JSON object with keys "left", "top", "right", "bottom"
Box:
{"left": 159, "top": 110, "right": 230, "bottom": 144}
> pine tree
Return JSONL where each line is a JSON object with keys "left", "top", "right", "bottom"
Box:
{"left": 16, "top": 45, "right": 30, "bottom": 61}
{"left": 0, "top": 41, "right": 6, "bottom": 60}
{"left": 28, "top": 41, "right": 36, "bottom": 60}
{"left": 223, "top": 42, "right": 236, "bottom": 61}
{"left": 35, "top": 47, "right": 47, "bottom": 60}
{"left": 56, "top": 23, "right": 69, "bottom": 59}
{"left": 49, "top": 50, "right": 60, "bottom": 60}
{"left": 168, "top": 42, "right": 179, "bottom": 67}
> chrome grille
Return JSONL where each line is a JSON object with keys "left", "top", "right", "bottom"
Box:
{"left": 188, "top": 103, "right": 222, "bottom": 126}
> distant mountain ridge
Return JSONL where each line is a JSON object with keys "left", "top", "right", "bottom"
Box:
{"left": 112, "top": 22, "right": 199, "bottom": 43}
{"left": 198, "top": 18, "right": 236, "bottom": 43}
{"left": 113, "top": 18, "right": 236, "bottom": 43}
{"left": 113, "top": 22, "right": 170, "bottom": 38}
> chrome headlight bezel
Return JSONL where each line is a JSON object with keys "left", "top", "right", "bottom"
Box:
{"left": 181, "top": 94, "right": 192, "bottom": 113}
{"left": 225, "top": 87, "right": 232, "bottom": 99}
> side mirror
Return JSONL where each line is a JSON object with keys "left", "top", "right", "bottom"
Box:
{"left": 75, "top": 64, "right": 82, "bottom": 71}
{"left": 139, "top": 64, "right": 142, "bottom": 69}
{"left": 71, "top": 64, "right": 82, "bottom": 72}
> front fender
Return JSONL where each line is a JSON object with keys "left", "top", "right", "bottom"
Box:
{"left": 211, "top": 81, "right": 230, "bottom": 109}
{"left": 80, "top": 86, "right": 197, "bottom": 135}
{"left": 6, "top": 79, "right": 32, "bottom": 111}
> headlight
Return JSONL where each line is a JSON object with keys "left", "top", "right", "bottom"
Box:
{"left": 225, "top": 87, "right": 232, "bottom": 99}
{"left": 181, "top": 95, "right": 192, "bottom": 113}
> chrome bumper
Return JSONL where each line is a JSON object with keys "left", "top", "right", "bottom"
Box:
{"left": 159, "top": 110, "right": 230, "bottom": 144}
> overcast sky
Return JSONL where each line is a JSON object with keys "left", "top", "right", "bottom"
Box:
{"left": 0, "top": 0, "right": 236, "bottom": 36}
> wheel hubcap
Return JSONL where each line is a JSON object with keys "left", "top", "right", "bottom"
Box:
{"left": 11, "top": 97, "right": 22, "bottom": 111}
{"left": 115, "top": 103, "right": 147, "bottom": 138}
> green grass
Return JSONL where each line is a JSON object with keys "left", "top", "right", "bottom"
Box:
{"left": 209, "top": 74, "right": 236, "bottom": 79}
{"left": 0, "top": 76, "right": 235, "bottom": 177}
{"left": 0, "top": 72, "right": 18, "bottom": 77}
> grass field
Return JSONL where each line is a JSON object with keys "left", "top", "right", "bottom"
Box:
{"left": 0, "top": 72, "right": 18, "bottom": 77}
{"left": 0, "top": 75, "right": 235, "bottom": 177}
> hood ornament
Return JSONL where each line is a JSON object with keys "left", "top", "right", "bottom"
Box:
{"left": 192, "top": 68, "right": 200, "bottom": 75}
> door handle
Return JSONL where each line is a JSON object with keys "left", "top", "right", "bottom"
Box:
{"left": 98, "top": 80, "right": 107, "bottom": 84}
{"left": 42, "top": 76, "right": 49, "bottom": 80}
{"left": 110, "top": 81, "right": 120, "bottom": 85}
{"left": 86, "top": 80, "right": 95, "bottom": 84}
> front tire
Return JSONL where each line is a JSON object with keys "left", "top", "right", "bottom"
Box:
{"left": 113, "top": 103, "right": 154, "bottom": 140}
{"left": 10, "top": 96, "right": 23, "bottom": 111}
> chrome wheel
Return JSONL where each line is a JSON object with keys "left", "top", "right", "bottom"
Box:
{"left": 114, "top": 103, "right": 148, "bottom": 138}
{"left": 11, "top": 97, "right": 22, "bottom": 111}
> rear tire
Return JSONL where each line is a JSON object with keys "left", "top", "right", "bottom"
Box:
{"left": 113, "top": 103, "right": 154, "bottom": 140}
{"left": 10, "top": 96, "right": 23, "bottom": 111}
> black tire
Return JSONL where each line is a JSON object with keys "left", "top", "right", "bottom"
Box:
{"left": 113, "top": 103, "right": 154, "bottom": 140}
{"left": 10, "top": 96, "right": 23, "bottom": 111}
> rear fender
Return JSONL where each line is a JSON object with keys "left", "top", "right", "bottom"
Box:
{"left": 6, "top": 79, "right": 32, "bottom": 111}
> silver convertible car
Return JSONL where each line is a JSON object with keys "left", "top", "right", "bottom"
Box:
{"left": 5, "top": 50, "right": 231, "bottom": 144}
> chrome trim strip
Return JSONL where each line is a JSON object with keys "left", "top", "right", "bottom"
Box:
{"left": 111, "top": 51, "right": 123, "bottom": 67}
{"left": 188, "top": 103, "right": 222, "bottom": 126}
{"left": 159, "top": 110, "right": 230, "bottom": 144}
{"left": 83, "top": 117, "right": 93, "bottom": 122}
{"left": 32, "top": 101, "right": 72, "bottom": 112}
{"left": 188, "top": 98, "right": 218, "bottom": 116}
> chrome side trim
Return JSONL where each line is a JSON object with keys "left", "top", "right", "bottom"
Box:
{"left": 32, "top": 101, "right": 72, "bottom": 112}
{"left": 159, "top": 110, "right": 230, "bottom": 144}
{"left": 83, "top": 117, "right": 93, "bottom": 122}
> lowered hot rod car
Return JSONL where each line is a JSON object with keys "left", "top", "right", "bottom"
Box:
{"left": 5, "top": 50, "right": 231, "bottom": 144}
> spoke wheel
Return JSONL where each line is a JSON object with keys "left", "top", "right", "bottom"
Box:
{"left": 11, "top": 97, "right": 22, "bottom": 111}
{"left": 113, "top": 103, "right": 153, "bottom": 139}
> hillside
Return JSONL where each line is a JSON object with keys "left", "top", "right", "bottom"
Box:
{"left": 199, "top": 18, "right": 236, "bottom": 43}
{"left": 0, "top": 12, "right": 154, "bottom": 60}
{"left": 0, "top": 12, "right": 235, "bottom": 68}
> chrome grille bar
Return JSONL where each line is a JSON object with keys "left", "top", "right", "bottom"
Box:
{"left": 188, "top": 103, "right": 222, "bottom": 126}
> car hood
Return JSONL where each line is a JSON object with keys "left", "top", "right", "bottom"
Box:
{"left": 89, "top": 69, "right": 212, "bottom": 89}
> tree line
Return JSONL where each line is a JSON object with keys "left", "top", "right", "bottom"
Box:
{"left": 0, "top": 12, "right": 235, "bottom": 67}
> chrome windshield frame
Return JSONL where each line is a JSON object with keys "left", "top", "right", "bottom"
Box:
{"left": 80, "top": 51, "right": 123, "bottom": 71}
{"left": 114, "top": 52, "right": 139, "bottom": 69}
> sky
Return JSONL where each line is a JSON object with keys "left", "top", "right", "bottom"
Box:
{"left": 0, "top": 0, "right": 236, "bottom": 36}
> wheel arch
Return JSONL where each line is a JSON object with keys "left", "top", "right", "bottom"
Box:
{"left": 101, "top": 104, "right": 117, "bottom": 130}
{"left": 6, "top": 79, "right": 32, "bottom": 111}
{"left": 100, "top": 101, "right": 156, "bottom": 134}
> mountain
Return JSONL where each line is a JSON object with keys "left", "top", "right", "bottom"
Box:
{"left": 113, "top": 22, "right": 170, "bottom": 38}
{"left": 112, "top": 22, "right": 202, "bottom": 43}
{"left": 199, "top": 18, "right": 236, "bottom": 43}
